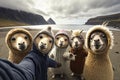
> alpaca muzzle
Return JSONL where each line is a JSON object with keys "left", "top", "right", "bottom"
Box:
{"left": 59, "top": 41, "right": 63, "bottom": 47}
{"left": 94, "top": 39, "right": 101, "bottom": 49}
{"left": 40, "top": 42, "right": 46, "bottom": 50}
{"left": 75, "top": 41, "right": 79, "bottom": 48}
{"left": 18, "top": 42, "right": 25, "bottom": 51}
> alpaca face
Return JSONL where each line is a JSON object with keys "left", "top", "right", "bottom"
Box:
{"left": 70, "top": 30, "right": 84, "bottom": 49}
{"left": 55, "top": 34, "right": 69, "bottom": 48}
{"left": 64, "top": 51, "right": 76, "bottom": 61}
{"left": 89, "top": 31, "right": 108, "bottom": 53}
{"left": 71, "top": 36, "right": 84, "bottom": 49}
{"left": 35, "top": 33, "right": 53, "bottom": 54}
{"left": 10, "top": 33, "right": 30, "bottom": 51}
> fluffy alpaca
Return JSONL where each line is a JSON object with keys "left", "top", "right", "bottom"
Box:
{"left": 49, "top": 30, "right": 70, "bottom": 78}
{"left": 83, "top": 25, "right": 114, "bottom": 80}
{"left": 70, "top": 30, "right": 87, "bottom": 76}
{"left": 5, "top": 28, "right": 33, "bottom": 63}
{"left": 64, "top": 30, "right": 87, "bottom": 79}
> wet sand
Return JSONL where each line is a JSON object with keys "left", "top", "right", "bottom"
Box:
{"left": 0, "top": 28, "right": 120, "bottom": 80}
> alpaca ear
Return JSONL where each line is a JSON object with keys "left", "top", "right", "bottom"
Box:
{"left": 71, "top": 30, "right": 73, "bottom": 33}
{"left": 102, "top": 21, "right": 109, "bottom": 26}
{"left": 80, "top": 30, "right": 83, "bottom": 34}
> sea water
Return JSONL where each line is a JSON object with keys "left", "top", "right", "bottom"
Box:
{"left": 20, "top": 24, "right": 119, "bottom": 31}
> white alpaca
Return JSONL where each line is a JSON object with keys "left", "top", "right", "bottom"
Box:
{"left": 49, "top": 30, "right": 70, "bottom": 78}
{"left": 83, "top": 25, "right": 114, "bottom": 80}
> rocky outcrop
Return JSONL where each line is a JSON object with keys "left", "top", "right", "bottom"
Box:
{"left": 47, "top": 18, "right": 56, "bottom": 24}
{"left": 85, "top": 13, "right": 120, "bottom": 28}
{"left": 0, "top": 7, "right": 48, "bottom": 25}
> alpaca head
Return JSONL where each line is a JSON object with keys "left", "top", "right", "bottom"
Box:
{"left": 70, "top": 30, "right": 84, "bottom": 49}
{"left": 34, "top": 27, "right": 54, "bottom": 55}
{"left": 86, "top": 25, "right": 114, "bottom": 54}
{"left": 55, "top": 34, "right": 69, "bottom": 48}
{"left": 10, "top": 33, "right": 30, "bottom": 51}
{"left": 6, "top": 28, "right": 32, "bottom": 53}
{"left": 34, "top": 33, "right": 54, "bottom": 54}
{"left": 89, "top": 31, "right": 108, "bottom": 53}
{"left": 55, "top": 30, "right": 69, "bottom": 48}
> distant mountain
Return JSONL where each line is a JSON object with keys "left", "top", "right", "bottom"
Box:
{"left": 85, "top": 13, "right": 120, "bottom": 28}
{"left": 0, "top": 7, "right": 48, "bottom": 26}
{"left": 47, "top": 18, "right": 56, "bottom": 24}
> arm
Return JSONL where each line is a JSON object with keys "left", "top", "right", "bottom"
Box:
{"left": 0, "top": 58, "right": 35, "bottom": 80}
{"left": 47, "top": 57, "right": 57, "bottom": 68}
{"left": 47, "top": 57, "right": 61, "bottom": 68}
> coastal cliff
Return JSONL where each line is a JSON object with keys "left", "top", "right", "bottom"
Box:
{"left": 85, "top": 13, "right": 120, "bottom": 28}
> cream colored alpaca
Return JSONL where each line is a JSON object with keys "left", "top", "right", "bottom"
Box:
{"left": 83, "top": 25, "right": 114, "bottom": 80}
{"left": 49, "top": 30, "right": 70, "bottom": 78}
{"left": 6, "top": 28, "right": 32, "bottom": 63}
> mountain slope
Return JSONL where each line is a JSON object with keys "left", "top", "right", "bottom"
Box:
{"left": 47, "top": 18, "right": 56, "bottom": 24}
{"left": 0, "top": 7, "right": 48, "bottom": 26}
{"left": 85, "top": 13, "right": 120, "bottom": 28}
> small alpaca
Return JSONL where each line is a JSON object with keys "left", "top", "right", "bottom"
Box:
{"left": 64, "top": 30, "right": 87, "bottom": 79}
{"left": 5, "top": 28, "right": 32, "bottom": 63}
{"left": 83, "top": 25, "right": 114, "bottom": 80}
{"left": 49, "top": 30, "right": 70, "bottom": 78}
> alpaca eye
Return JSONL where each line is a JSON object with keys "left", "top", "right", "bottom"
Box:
{"left": 56, "top": 37, "right": 59, "bottom": 40}
{"left": 79, "top": 37, "right": 82, "bottom": 39}
{"left": 49, "top": 40, "right": 53, "bottom": 43}
{"left": 101, "top": 35, "right": 106, "bottom": 38}
{"left": 24, "top": 36, "right": 28, "bottom": 39}
{"left": 39, "top": 36, "right": 43, "bottom": 39}
{"left": 11, "top": 37, "right": 16, "bottom": 41}
{"left": 65, "top": 39, "right": 68, "bottom": 41}
{"left": 90, "top": 37, "right": 93, "bottom": 40}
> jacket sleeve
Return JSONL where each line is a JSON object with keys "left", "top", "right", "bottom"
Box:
{"left": 47, "top": 56, "right": 57, "bottom": 68}
{"left": 0, "top": 59, "right": 35, "bottom": 80}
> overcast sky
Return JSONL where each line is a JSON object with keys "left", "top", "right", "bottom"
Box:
{"left": 0, "top": 0, "right": 120, "bottom": 24}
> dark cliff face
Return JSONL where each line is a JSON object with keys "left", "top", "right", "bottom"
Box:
{"left": 85, "top": 13, "right": 120, "bottom": 28}
{"left": 0, "top": 7, "right": 48, "bottom": 25}
{"left": 47, "top": 18, "right": 56, "bottom": 24}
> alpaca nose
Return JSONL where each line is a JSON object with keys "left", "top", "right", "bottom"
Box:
{"left": 40, "top": 42, "right": 46, "bottom": 49}
{"left": 60, "top": 41, "right": 63, "bottom": 46}
{"left": 60, "top": 41, "right": 63, "bottom": 43}
{"left": 18, "top": 42, "right": 25, "bottom": 51}
{"left": 69, "top": 54, "right": 73, "bottom": 58}
{"left": 75, "top": 41, "right": 78, "bottom": 44}
{"left": 41, "top": 42, "right": 46, "bottom": 45}
{"left": 18, "top": 42, "right": 25, "bottom": 45}
{"left": 94, "top": 39, "right": 99, "bottom": 43}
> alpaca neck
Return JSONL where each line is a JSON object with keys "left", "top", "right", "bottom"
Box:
{"left": 8, "top": 50, "right": 28, "bottom": 63}
{"left": 87, "top": 51, "right": 110, "bottom": 63}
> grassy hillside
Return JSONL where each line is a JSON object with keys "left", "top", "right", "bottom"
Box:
{"left": 0, "top": 18, "right": 28, "bottom": 27}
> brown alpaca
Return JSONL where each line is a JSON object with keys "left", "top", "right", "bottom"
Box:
{"left": 83, "top": 25, "right": 114, "bottom": 80}
{"left": 5, "top": 28, "right": 32, "bottom": 63}
{"left": 64, "top": 30, "right": 87, "bottom": 78}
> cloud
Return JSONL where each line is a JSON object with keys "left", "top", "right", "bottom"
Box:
{"left": 47, "top": 0, "right": 120, "bottom": 18}
{"left": 0, "top": 0, "right": 48, "bottom": 16}
{"left": 0, "top": 0, "right": 120, "bottom": 24}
